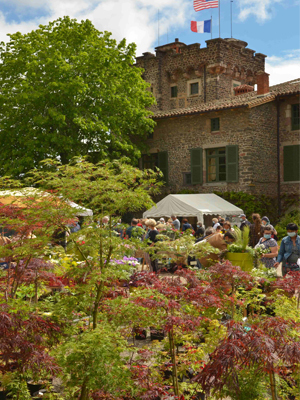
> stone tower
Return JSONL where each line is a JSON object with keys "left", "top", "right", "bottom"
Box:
{"left": 135, "top": 38, "right": 266, "bottom": 112}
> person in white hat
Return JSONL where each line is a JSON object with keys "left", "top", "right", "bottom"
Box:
{"left": 159, "top": 217, "right": 165, "bottom": 224}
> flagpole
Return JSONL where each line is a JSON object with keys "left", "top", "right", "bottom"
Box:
{"left": 219, "top": 0, "right": 221, "bottom": 38}
{"left": 211, "top": 14, "right": 212, "bottom": 39}
{"left": 157, "top": 9, "right": 160, "bottom": 46}
{"left": 231, "top": 1, "right": 233, "bottom": 38}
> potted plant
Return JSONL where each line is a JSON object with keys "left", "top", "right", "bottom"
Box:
{"left": 225, "top": 227, "right": 267, "bottom": 272}
{"left": 0, "top": 373, "right": 11, "bottom": 400}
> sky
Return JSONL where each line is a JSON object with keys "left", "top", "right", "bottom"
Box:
{"left": 0, "top": 0, "right": 299, "bottom": 85}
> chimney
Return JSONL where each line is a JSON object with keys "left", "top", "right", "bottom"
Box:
{"left": 257, "top": 71, "right": 270, "bottom": 95}
{"left": 234, "top": 84, "right": 254, "bottom": 96}
{"left": 175, "top": 38, "right": 179, "bottom": 43}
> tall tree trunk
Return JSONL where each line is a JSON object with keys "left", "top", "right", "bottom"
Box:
{"left": 92, "top": 281, "right": 104, "bottom": 330}
{"left": 168, "top": 329, "right": 179, "bottom": 397}
{"left": 34, "top": 269, "right": 38, "bottom": 303}
{"left": 269, "top": 371, "right": 278, "bottom": 400}
{"left": 79, "top": 378, "right": 89, "bottom": 400}
{"left": 92, "top": 221, "right": 113, "bottom": 330}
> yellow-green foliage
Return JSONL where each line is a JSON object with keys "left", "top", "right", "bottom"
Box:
{"left": 232, "top": 226, "right": 250, "bottom": 251}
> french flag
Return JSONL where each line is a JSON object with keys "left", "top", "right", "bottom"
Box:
{"left": 191, "top": 19, "right": 211, "bottom": 33}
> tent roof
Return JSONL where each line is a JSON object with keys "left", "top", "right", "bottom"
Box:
{"left": 0, "top": 188, "right": 93, "bottom": 217}
{"left": 143, "top": 194, "right": 243, "bottom": 221}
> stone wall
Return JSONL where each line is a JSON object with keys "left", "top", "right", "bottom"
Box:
{"left": 279, "top": 94, "right": 300, "bottom": 196}
{"left": 145, "top": 96, "right": 299, "bottom": 199}
{"left": 248, "top": 102, "right": 278, "bottom": 197}
{"left": 148, "top": 107, "right": 260, "bottom": 194}
{"left": 136, "top": 38, "right": 266, "bottom": 112}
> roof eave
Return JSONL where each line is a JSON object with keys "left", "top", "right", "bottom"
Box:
{"left": 153, "top": 104, "right": 249, "bottom": 120}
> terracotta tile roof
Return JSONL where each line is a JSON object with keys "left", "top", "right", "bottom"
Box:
{"left": 153, "top": 78, "right": 300, "bottom": 119}
{"left": 234, "top": 84, "right": 254, "bottom": 90}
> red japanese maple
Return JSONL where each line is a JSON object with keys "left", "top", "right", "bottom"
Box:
{"left": 0, "top": 303, "right": 61, "bottom": 375}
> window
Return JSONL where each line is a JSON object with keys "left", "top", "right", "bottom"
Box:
{"left": 142, "top": 153, "right": 158, "bottom": 170}
{"left": 190, "top": 146, "right": 238, "bottom": 185}
{"left": 142, "top": 151, "right": 168, "bottom": 184}
{"left": 206, "top": 148, "right": 226, "bottom": 182}
{"left": 284, "top": 145, "right": 300, "bottom": 182}
{"left": 171, "top": 86, "right": 178, "bottom": 98}
{"left": 183, "top": 172, "right": 192, "bottom": 185}
{"left": 205, "top": 145, "right": 239, "bottom": 183}
{"left": 292, "top": 104, "right": 300, "bottom": 130}
{"left": 211, "top": 118, "right": 220, "bottom": 132}
{"left": 148, "top": 132, "right": 153, "bottom": 139}
{"left": 190, "top": 82, "right": 199, "bottom": 95}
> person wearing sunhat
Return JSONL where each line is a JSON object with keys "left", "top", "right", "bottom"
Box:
{"left": 239, "top": 214, "right": 251, "bottom": 231}
{"left": 159, "top": 217, "right": 166, "bottom": 225}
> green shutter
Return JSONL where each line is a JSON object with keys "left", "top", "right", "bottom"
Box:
{"left": 226, "top": 145, "right": 239, "bottom": 182}
{"left": 158, "top": 151, "right": 168, "bottom": 184}
{"left": 190, "top": 148, "right": 203, "bottom": 184}
{"left": 284, "top": 145, "right": 300, "bottom": 182}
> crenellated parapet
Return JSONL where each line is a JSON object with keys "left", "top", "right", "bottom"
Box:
{"left": 135, "top": 37, "right": 266, "bottom": 111}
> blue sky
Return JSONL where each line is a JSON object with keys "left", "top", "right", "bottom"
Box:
{"left": 0, "top": 0, "right": 299, "bottom": 85}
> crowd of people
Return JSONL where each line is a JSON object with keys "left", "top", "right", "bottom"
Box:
{"left": 1, "top": 210, "right": 298, "bottom": 276}
{"left": 110, "top": 213, "right": 300, "bottom": 276}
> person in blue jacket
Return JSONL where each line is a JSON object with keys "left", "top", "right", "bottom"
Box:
{"left": 274, "top": 223, "right": 300, "bottom": 276}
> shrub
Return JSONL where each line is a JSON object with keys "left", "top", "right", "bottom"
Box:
{"left": 275, "top": 210, "right": 300, "bottom": 240}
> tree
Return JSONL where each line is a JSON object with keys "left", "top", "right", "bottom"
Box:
{"left": 27, "top": 157, "right": 162, "bottom": 214}
{"left": 0, "top": 17, "right": 155, "bottom": 177}
{"left": 0, "top": 189, "right": 78, "bottom": 300}
{"left": 0, "top": 302, "right": 61, "bottom": 397}
{"left": 193, "top": 317, "right": 300, "bottom": 400}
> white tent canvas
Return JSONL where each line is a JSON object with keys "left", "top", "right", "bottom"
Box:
{"left": 143, "top": 194, "right": 243, "bottom": 224}
{"left": 0, "top": 188, "right": 93, "bottom": 217}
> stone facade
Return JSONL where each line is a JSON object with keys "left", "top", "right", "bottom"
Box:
{"left": 135, "top": 38, "right": 300, "bottom": 203}
{"left": 135, "top": 38, "right": 266, "bottom": 112}
{"left": 279, "top": 94, "right": 300, "bottom": 196}
{"left": 146, "top": 105, "right": 278, "bottom": 197}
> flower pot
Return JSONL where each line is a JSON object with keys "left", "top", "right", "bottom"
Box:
{"left": 194, "top": 393, "right": 205, "bottom": 400}
{"left": 150, "top": 327, "right": 165, "bottom": 341}
{"left": 225, "top": 252, "right": 253, "bottom": 272}
{"left": 133, "top": 328, "right": 147, "bottom": 340}
{"left": 0, "top": 390, "right": 8, "bottom": 400}
{"left": 27, "top": 381, "right": 49, "bottom": 396}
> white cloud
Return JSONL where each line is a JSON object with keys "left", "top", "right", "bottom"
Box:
{"left": 0, "top": 0, "right": 190, "bottom": 55}
{"left": 0, "top": 0, "right": 298, "bottom": 84}
{"left": 266, "top": 50, "right": 300, "bottom": 86}
{"left": 237, "top": 0, "right": 283, "bottom": 22}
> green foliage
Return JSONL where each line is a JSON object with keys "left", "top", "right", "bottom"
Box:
{"left": 217, "top": 367, "right": 269, "bottom": 400}
{"left": 0, "top": 17, "right": 155, "bottom": 177}
{"left": 149, "top": 232, "right": 220, "bottom": 266}
{"left": 2, "top": 157, "right": 300, "bottom": 400}
{"left": 27, "top": 157, "right": 162, "bottom": 214}
{"left": 56, "top": 323, "right": 133, "bottom": 398}
{"left": 275, "top": 209, "right": 300, "bottom": 240}
{"left": 6, "top": 376, "right": 32, "bottom": 400}
{"left": 214, "top": 191, "right": 277, "bottom": 222}
{"left": 231, "top": 226, "right": 250, "bottom": 251}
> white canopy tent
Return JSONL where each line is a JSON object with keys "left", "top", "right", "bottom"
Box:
{"left": 143, "top": 194, "right": 243, "bottom": 224}
{"left": 0, "top": 188, "right": 93, "bottom": 217}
